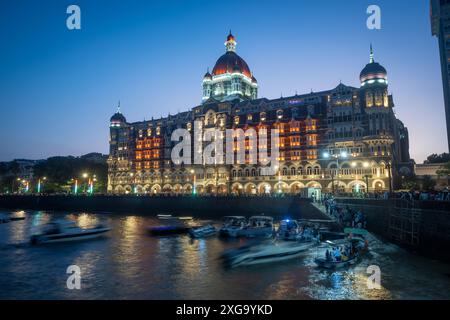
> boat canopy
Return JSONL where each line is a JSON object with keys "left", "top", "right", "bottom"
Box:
{"left": 249, "top": 216, "right": 273, "bottom": 221}
{"left": 223, "top": 216, "right": 246, "bottom": 220}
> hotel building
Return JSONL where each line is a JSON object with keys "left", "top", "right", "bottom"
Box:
{"left": 107, "top": 33, "right": 412, "bottom": 196}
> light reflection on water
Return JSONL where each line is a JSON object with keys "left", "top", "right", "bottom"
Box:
{"left": 0, "top": 210, "right": 449, "bottom": 300}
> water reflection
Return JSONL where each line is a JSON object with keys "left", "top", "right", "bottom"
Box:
{"left": 0, "top": 210, "right": 449, "bottom": 300}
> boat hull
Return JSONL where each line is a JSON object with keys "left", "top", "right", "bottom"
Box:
{"left": 31, "top": 228, "right": 111, "bottom": 245}
{"left": 149, "top": 226, "right": 190, "bottom": 236}
{"left": 189, "top": 226, "right": 217, "bottom": 238}
{"left": 222, "top": 242, "right": 315, "bottom": 267}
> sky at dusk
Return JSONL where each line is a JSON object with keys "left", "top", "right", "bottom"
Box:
{"left": 0, "top": 0, "right": 447, "bottom": 163}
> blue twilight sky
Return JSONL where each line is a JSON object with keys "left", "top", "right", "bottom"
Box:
{"left": 0, "top": 0, "right": 446, "bottom": 162}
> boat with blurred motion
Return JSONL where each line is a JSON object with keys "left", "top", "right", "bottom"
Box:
{"left": 30, "top": 221, "right": 111, "bottom": 245}
{"left": 0, "top": 213, "right": 25, "bottom": 224}
{"left": 219, "top": 216, "right": 247, "bottom": 237}
{"left": 221, "top": 240, "right": 316, "bottom": 268}
{"left": 189, "top": 224, "right": 217, "bottom": 238}
{"left": 148, "top": 214, "right": 195, "bottom": 236}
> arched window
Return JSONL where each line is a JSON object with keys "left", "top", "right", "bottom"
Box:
{"left": 291, "top": 167, "right": 296, "bottom": 176}
{"left": 313, "top": 166, "right": 321, "bottom": 175}
{"left": 282, "top": 168, "right": 288, "bottom": 176}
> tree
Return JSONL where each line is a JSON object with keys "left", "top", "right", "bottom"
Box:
{"left": 401, "top": 174, "right": 420, "bottom": 190}
{"left": 424, "top": 153, "right": 450, "bottom": 164}
{"left": 436, "top": 162, "right": 450, "bottom": 177}
{"left": 421, "top": 175, "right": 436, "bottom": 191}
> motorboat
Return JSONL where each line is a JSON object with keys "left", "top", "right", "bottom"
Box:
{"left": 243, "top": 216, "right": 274, "bottom": 238}
{"left": 148, "top": 214, "right": 196, "bottom": 236}
{"left": 314, "top": 236, "right": 369, "bottom": 270}
{"left": 221, "top": 241, "right": 316, "bottom": 268}
{"left": 189, "top": 224, "right": 217, "bottom": 238}
{"left": 276, "top": 219, "right": 300, "bottom": 241}
{"left": 30, "top": 221, "right": 111, "bottom": 245}
{"left": 219, "top": 216, "right": 247, "bottom": 238}
{"left": 318, "top": 230, "right": 347, "bottom": 241}
{"left": 0, "top": 213, "right": 25, "bottom": 224}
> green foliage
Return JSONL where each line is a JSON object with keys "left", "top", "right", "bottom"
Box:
{"left": 436, "top": 162, "right": 450, "bottom": 177}
{"left": 424, "top": 153, "right": 450, "bottom": 164}
{"left": 401, "top": 174, "right": 420, "bottom": 190}
{"left": 421, "top": 175, "right": 436, "bottom": 191}
{"left": 0, "top": 155, "right": 108, "bottom": 194}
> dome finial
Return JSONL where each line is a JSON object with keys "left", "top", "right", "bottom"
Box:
{"left": 370, "top": 44, "right": 374, "bottom": 63}
{"left": 117, "top": 100, "right": 121, "bottom": 113}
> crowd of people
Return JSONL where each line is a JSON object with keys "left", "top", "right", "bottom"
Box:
{"left": 321, "top": 195, "right": 367, "bottom": 228}
{"left": 394, "top": 190, "right": 450, "bottom": 202}
{"left": 325, "top": 242, "right": 360, "bottom": 262}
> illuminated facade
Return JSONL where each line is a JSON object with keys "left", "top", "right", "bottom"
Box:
{"left": 107, "top": 33, "right": 412, "bottom": 195}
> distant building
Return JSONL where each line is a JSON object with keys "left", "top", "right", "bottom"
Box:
{"left": 431, "top": 0, "right": 450, "bottom": 152}
{"left": 415, "top": 163, "right": 450, "bottom": 190}
{"left": 107, "top": 33, "right": 412, "bottom": 195}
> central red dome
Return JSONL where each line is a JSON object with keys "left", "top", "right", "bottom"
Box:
{"left": 211, "top": 51, "right": 252, "bottom": 78}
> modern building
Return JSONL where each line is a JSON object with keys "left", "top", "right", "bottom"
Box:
{"left": 431, "top": 0, "right": 450, "bottom": 152}
{"left": 107, "top": 33, "right": 412, "bottom": 196}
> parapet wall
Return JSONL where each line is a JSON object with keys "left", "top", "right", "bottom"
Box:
{"left": 0, "top": 195, "right": 325, "bottom": 220}
{"left": 335, "top": 198, "right": 450, "bottom": 262}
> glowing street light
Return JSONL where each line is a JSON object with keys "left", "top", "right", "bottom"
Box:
{"left": 37, "top": 177, "right": 46, "bottom": 193}
{"left": 190, "top": 169, "right": 196, "bottom": 195}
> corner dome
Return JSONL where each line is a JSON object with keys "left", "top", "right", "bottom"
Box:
{"left": 110, "top": 105, "right": 126, "bottom": 126}
{"left": 110, "top": 112, "right": 126, "bottom": 123}
{"left": 203, "top": 69, "right": 212, "bottom": 80}
{"left": 360, "top": 45, "right": 388, "bottom": 86}
{"left": 360, "top": 62, "right": 387, "bottom": 81}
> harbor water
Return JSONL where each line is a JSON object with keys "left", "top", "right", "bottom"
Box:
{"left": 0, "top": 210, "right": 449, "bottom": 300}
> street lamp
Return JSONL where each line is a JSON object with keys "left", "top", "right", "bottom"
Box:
{"left": 386, "top": 162, "right": 393, "bottom": 195}
{"left": 190, "top": 169, "right": 196, "bottom": 195}
{"left": 81, "top": 173, "right": 89, "bottom": 193}
{"left": 37, "top": 177, "right": 46, "bottom": 193}
{"left": 323, "top": 151, "right": 349, "bottom": 194}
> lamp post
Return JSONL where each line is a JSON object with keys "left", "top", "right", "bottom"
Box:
{"left": 323, "top": 151, "right": 348, "bottom": 194}
{"left": 364, "top": 174, "right": 370, "bottom": 195}
{"left": 82, "top": 173, "right": 88, "bottom": 194}
{"left": 129, "top": 172, "right": 136, "bottom": 194}
{"left": 37, "top": 177, "right": 46, "bottom": 194}
{"left": 190, "top": 169, "right": 196, "bottom": 195}
{"left": 386, "top": 162, "right": 393, "bottom": 195}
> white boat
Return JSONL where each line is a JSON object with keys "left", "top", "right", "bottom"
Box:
{"left": 219, "top": 216, "right": 247, "bottom": 237}
{"left": 31, "top": 221, "right": 111, "bottom": 245}
{"left": 0, "top": 213, "right": 23, "bottom": 223}
{"left": 221, "top": 241, "right": 316, "bottom": 267}
{"left": 243, "top": 216, "right": 274, "bottom": 238}
{"left": 189, "top": 224, "right": 217, "bottom": 238}
{"left": 276, "top": 219, "right": 300, "bottom": 241}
